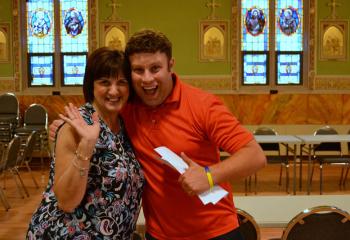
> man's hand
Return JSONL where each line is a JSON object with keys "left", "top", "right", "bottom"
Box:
{"left": 49, "top": 119, "right": 64, "bottom": 141}
{"left": 178, "top": 152, "right": 210, "bottom": 196}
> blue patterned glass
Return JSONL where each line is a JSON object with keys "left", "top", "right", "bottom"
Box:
{"left": 63, "top": 54, "right": 87, "bottom": 85}
{"left": 277, "top": 53, "right": 301, "bottom": 84}
{"left": 241, "top": 0, "right": 269, "bottom": 51}
{"left": 27, "top": 0, "right": 54, "bottom": 53}
{"left": 60, "top": 0, "right": 88, "bottom": 52}
{"left": 275, "top": 0, "right": 303, "bottom": 51}
{"left": 29, "top": 55, "right": 54, "bottom": 86}
{"left": 243, "top": 54, "right": 268, "bottom": 85}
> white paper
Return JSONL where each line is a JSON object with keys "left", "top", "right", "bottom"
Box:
{"left": 154, "top": 146, "right": 228, "bottom": 205}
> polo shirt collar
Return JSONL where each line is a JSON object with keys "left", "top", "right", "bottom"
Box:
{"left": 163, "top": 73, "right": 181, "bottom": 105}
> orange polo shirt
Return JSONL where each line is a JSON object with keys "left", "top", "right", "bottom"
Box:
{"left": 122, "top": 74, "right": 253, "bottom": 239}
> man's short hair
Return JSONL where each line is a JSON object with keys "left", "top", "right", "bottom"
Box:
{"left": 125, "top": 29, "right": 172, "bottom": 60}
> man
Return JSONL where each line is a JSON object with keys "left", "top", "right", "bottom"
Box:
{"left": 51, "top": 29, "right": 266, "bottom": 239}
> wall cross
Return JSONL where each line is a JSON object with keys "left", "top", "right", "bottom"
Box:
{"left": 206, "top": 0, "right": 221, "bottom": 20}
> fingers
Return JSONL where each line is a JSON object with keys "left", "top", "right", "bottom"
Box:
{"left": 181, "top": 152, "right": 194, "bottom": 166}
{"left": 49, "top": 119, "right": 64, "bottom": 141}
{"left": 64, "top": 103, "right": 81, "bottom": 121}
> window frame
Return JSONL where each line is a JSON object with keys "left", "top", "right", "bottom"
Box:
{"left": 237, "top": 0, "right": 310, "bottom": 92}
{"left": 22, "top": 0, "right": 91, "bottom": 92}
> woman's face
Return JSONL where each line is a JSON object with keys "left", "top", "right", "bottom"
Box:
{"left": 93, "top": 73, "right": 129, "bottom": 116}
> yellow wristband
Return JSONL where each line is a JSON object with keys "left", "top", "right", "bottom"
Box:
{"left": 204, "top": 166, "right": 214, "bottom": 190}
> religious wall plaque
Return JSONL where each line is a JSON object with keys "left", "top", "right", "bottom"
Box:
{"left": 0, "top": 23, "right": 11, "bottom": 63}
{"left": 199, "top": 20, "right": 228, "bottom": 62}
{"left": 100, "top": 21, "right": 129, "bottom": 51}
{"left": 319, "top": 20, "right": 348, "bottom": 61}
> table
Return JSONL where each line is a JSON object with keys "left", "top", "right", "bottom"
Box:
{"left": 295, "top": 134, "right": 350, "bottom": 194}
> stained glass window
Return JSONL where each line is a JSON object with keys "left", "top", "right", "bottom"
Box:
{"left": 241, "top": 0, "right": 304, "bottom": 86}
{"left": 26, "top": 0, "right": 89, "bottom": 87}
{"left": 276, "top": 53, "right": 301, "bottom": 84}
{"left": 241, "top": 0, "right": 269, "bottom": 51}
{"left": 27, "top": 0, "right": 54, "bottom": 54}
{"left": 29, "top": 55, "right": 54, "bottom": 86}
{"left": 243, "top": 53, "right": 268, "bottom": 85}
{"left": 63, "top": 54, "right": 87, "bottom": 85}
{"left": 275, "top": 0, "right": 303, "bottom": 51}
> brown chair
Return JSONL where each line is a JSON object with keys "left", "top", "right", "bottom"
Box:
{"left": 17, "top": 131, "right": 39, "bottom": 188}
{"left": 0, "top": 142, "right": 10, "bottom": 210}
{"left": 0, "top": 93, "right": 20, "bottom": 145}
{"left": 312, "top": 126, "right": 350, "bottom": 194}
{"left": 281, "top": 205, "right": 350, "bottom": 240}
{"left": 3, "top": 136, "right": 29, "bottom": 198}
{"left": 15, "top": 104, "right": 51, "bottom": 170}
{"left": 254, "top": 127, "right": 290, "bottom": 193}
{"left": 237, "top": 208, "right": 260, "bottom": 240}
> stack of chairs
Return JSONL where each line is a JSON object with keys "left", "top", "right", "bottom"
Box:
{"left": 0, "top": 93, "right": 20, "bottom": 145}
{"left": 15, "top": 103, "right": 51, "bottom": 170}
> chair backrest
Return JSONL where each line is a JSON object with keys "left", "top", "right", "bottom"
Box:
{"left": 19, "top": 131, "right": 37, "bottom": 166}
{"left": 314, "top": 126, "right": 341, "bottom": 153}
{"left": 24, "top": 104, "right": 48, "bottom": 128}
{"left": 281, "top": 205, "right": 350, "bottom": 240}
{"left": 3, "top": 136, "right": 21, "bottom": 169}
{"left": 0, "top": 93, "right": 19, "bottom": 116}
{"left": 254, "top": 127, "right": 280, "bottom": 152}
{"left": 237, "top": 208, "right": 260, "bottom": 240}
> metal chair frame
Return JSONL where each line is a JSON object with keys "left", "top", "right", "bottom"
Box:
{"left": 254, "top": 127, "right": 290, "bottom": 193}
{"left": 281, "top": 205, "right": 350, "bottom": 240}
{"left": 237, "top": 208, "right": 261, "bottom": 240}
{"left": 312, "top": 126, "right": 350, "bottom": 194}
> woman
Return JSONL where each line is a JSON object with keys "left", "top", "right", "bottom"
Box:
{"left": 27, "top": 48, "right": 145, "bottom": 239}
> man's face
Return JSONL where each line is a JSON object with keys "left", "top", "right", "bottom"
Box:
{"left": 129, "top": 51, "right": 174, "bottom": 107}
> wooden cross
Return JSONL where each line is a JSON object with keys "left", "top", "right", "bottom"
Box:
{"left": 107, "top": 0, "right": 122, "bottom": 21}
{"left": 327, "top": 0, "right": 341, "bottom": 19}
{"left": 206, "top": 0, "right": 221, "bottom": 20}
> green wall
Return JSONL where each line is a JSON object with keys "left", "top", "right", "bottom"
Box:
{"left": 317, "top": 0, "right": 350, "bottom": 75}
{"left": 0, "top": 0, "right": 14, "bottom": 77}
{"left": 1, "top": 1, "right": 349, "bottom": 78}
{"left": 99, "top": 0, "right": 233, "bottom": 75}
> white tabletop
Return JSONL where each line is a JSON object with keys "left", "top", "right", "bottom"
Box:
{"left": 295, "top": 134, "right": 350, "bottom": 144}
{"left": 254, "top": 135, "right": 302, "bottom": 144}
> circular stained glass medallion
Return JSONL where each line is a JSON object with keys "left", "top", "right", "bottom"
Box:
{"left": 278, "top": 7, "right": 300, "bottom": 36}
{"left": 245, "top": 7, "right": 266, "bottom": 36}
{"left": 30, "top": 8, "right": 51, "bottom": 38}
{"left": 64, "top": 8, "right": 84, "bottom": 37}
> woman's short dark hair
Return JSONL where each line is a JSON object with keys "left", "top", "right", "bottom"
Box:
{"left": 83, "top": 47, "right": 132, "bottom": 103}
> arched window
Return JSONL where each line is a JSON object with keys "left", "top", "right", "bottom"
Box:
{"left": 25, "top": 0, "right": 89, "bottom": 87}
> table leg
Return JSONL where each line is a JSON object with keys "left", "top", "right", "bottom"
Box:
{"left": 307, "top": 144, "right": 312, "bottom": 195}
{"left": 299, "top": 144, "right": 303, "bottom": 191}
{"left": 293, "top": 144, "right": 297, "bottom": 195}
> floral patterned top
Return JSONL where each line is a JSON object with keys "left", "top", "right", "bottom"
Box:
{"left": 26, "top": 103, "right": 145, "bottom": 240}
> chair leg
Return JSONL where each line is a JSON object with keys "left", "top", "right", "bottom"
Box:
{"left": 25, "top": 161, "right": 39, "bottom": 188}
{"left": 0, "top": 187, "right": 10, "bottom": 210}
{"left": 13, "top": 168, "right": 30, "bottom": 197}
{"left": 343, "top": 165, "right": 349, "bottom": 186}
{"left": 278, "top": 164, "right": 283, "bottom": 186}
{"left": 339, "top": 166, "right": 345, "bottom": 188}
{"left": 285, "top": 164, "right": 290, "bottom": 194}
{"left": 244, "top": 178, "right": 248, "bottom": 196}
{"left": 9, "top": 169, "right": 25, "bottom": 199}
{"left": 320, "top": 164, "right": 323, "bottom": 195}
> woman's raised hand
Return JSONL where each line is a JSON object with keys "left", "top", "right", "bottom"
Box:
{"left": 59, "top": 103, "right": 100, "bottom": 143}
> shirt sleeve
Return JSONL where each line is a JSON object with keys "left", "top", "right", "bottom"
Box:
{"left": 203, "top": 94, "right": 254, "bottom": 154}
